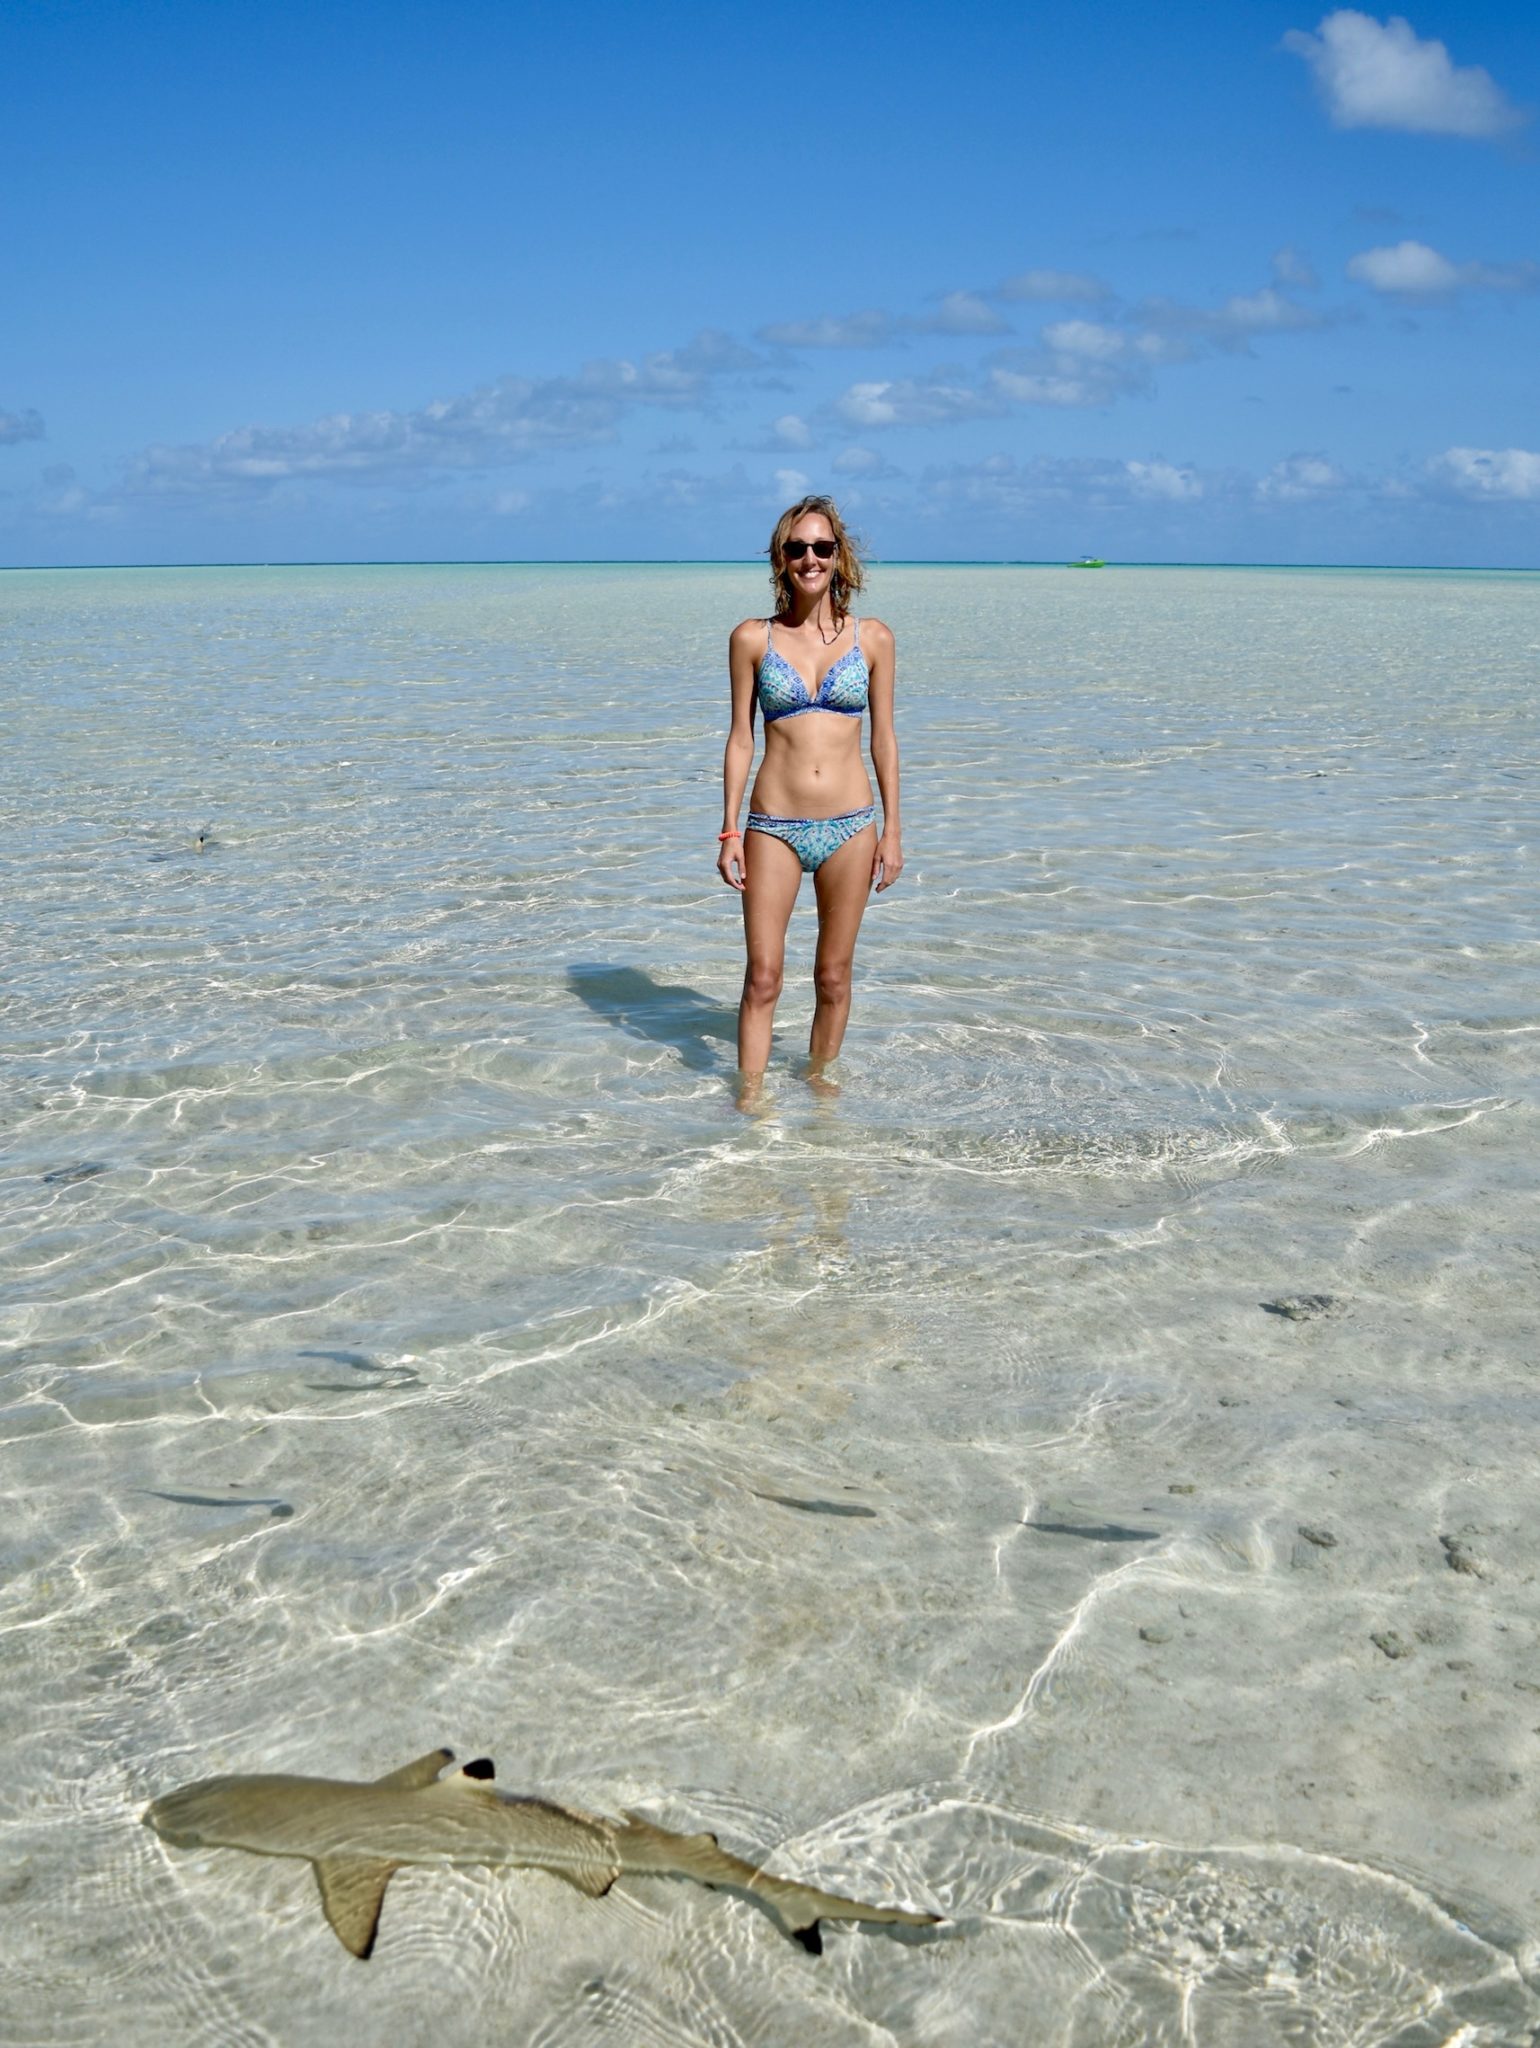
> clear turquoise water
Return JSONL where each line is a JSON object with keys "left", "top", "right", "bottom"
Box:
{"left": 4, "top": 563, "right": 1539, "bottom": 2044}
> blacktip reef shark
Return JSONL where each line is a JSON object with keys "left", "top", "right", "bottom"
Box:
{"left": 144, "top": 1748, "right": 940, "bottom": 1959}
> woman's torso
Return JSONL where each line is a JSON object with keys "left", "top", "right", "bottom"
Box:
{"left": 749, "top": 614, "right": 873, "bottom": 818}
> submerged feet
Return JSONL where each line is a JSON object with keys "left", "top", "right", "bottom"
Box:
{"left": 733, "top": 1061, "right": 842, "bottom": 1111}
{"left": 803, "top": 1057, "right": 841, "bottom": 1100}
{"left": 735, "top": 1069, "right": 768, "bottom": 1114}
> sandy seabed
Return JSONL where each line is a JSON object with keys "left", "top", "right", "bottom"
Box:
{"left": 3, "top": 562, "right": 1539, "bottom": 2044}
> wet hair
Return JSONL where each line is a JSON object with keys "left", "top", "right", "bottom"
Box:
{"left": 768, "top": 496, "right": 866, "bottom": 621}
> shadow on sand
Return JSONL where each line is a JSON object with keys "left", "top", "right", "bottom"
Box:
{"left": 568, "top": 963, "right": 738, "bottom": 1073}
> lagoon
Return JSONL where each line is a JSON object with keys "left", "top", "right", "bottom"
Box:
{"left": 4, "top": 561, "right": 1538, "bottom": 2043}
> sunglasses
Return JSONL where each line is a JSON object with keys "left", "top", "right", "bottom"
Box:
{"left": 782, "top": 539, "right": 838, "bottom": 561}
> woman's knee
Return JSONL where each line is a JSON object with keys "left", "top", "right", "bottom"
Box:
{"left": 813, "top": 958, "right": 852, "bottom": 1007}
{"left": 744, "top": 957, "right": 784, "bottom": 1006}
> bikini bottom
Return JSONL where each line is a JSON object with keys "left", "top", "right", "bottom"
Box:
{"left": 744, "top": 805, "right": 876, "bottom": 874}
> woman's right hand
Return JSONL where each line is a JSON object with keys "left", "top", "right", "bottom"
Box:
{"left": 717, "top": 834, "right": 746, "bottom": 892}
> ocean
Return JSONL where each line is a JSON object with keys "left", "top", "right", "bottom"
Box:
{"left": 4, "top": 561, "right": 1539, "bottom": 2044}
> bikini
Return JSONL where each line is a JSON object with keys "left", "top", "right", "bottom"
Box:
{"left": 745, "top": 618, "right": 876, "bottom": 873}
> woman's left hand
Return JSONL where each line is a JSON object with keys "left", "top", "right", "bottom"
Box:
{"left": 873, "top": 832, "right": 904, "bottom": 892}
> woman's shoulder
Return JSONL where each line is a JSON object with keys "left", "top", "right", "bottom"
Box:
{"left": 730, "top": 615, "right": 771, "bottom": 650}
{"left": 856, "top": 614, "right": 894, "bottom": 649}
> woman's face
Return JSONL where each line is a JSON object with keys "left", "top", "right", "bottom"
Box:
{"left": 783, "top": 515, "right": 838, "bottom": 606}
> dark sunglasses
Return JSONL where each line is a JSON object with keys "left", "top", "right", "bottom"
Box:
{"left": 783, "top": 539, "right": 837, "bottom": 561}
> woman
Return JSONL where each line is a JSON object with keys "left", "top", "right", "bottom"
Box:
{"left": 719, "top": 495, "right": 902, "bottom": 1097}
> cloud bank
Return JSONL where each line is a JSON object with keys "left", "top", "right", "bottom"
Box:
{"left": 121, "top": 333, "right": 759, "bottom": 497}
{"left": 1346, "top": 240, "right": 1540, "bottom": 297}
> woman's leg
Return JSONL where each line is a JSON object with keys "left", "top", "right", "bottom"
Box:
{"left": 808, "top": 820, "right": 878, "bottom": 1069}
{"left": 738, "top": 829, "right": 803, "bottom": 1080}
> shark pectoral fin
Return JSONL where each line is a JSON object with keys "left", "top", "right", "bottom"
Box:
{"left": 545, "top": 1862, "right": 620, "bottom": 1899}
{"left": 313, "top": 1857, "right": 399, "bottom": 1959}
{"left": 372, "top": 1748, "right": 454, "bottom": 1791}
{"left": 792, "top": 1921, "right": 824, "bottom": 1956}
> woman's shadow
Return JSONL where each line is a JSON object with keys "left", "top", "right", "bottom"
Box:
{"left": 567, "top": 964, "right": 738, "bottom": 1073}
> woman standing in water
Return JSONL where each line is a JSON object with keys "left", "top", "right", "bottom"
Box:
{"left": 718, "top": 496, "right": 902, "bottom": 1099}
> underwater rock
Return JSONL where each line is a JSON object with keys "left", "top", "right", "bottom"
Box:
{"left": 1440, "top": 1534, "right": 1490, "bottom": 1579}
{"left": 1261, "top": 1294, "right": 1337, "bottom": 1321}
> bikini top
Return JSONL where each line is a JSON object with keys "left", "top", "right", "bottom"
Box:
{"left": 756, "top": 617, "right": 869, "bottom": 725}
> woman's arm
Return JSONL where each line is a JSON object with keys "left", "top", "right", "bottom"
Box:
{"left": 863, "top": 618, "right": 904, "bottom": 891}
{"left": 719, "top": 620, "right": 761, "bottom": 892}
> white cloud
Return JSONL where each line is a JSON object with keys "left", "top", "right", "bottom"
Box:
{"left": 1041, "top": 320, "right": 1128, "bottom": 361}
{"left": 1140, "top": 284, "right": 1329, "bottom": 351}
{"left": 772, "top": 467, "right": 812, "bottom": 499}
{"left": 1431, "top": 447, "right": 1540, "bottom": 499}
{"left": 1132, "top": 331, "right": 1198, "bottom": 363}
{"left": 1221, "top": 287, "right": 1327, "bottom": 333}
{"left": 1348, "top": 239, "right": 1461, "bottom": 293}
{"left": 761, "top": 292, "right": 1009, "bottom": 349}
{"left": 997, "top": 269, "right": 1112, "bottom": 303}
{"left": 833, "top": 316, "right": 1165, "bottom": 431}
{"left": 0, "top": 407, "right": 45, "bottom": 445}
{"left": 1258, "top": 455, "right": 1347, "bottom": 500}
{"left": 989, "top": 369, "right": 1108, "bottom": 406}
{"left": 1126, "top": 459, "right": 1203, "bottom": 500}
{"left": 919, "top": 452, "right": 1230, "bottom": 516}
{"left": 831, "top": 446, "right": 895, "bottom": 476}
{"left": 758, "top": 309, "right": 897, "bottom": 348}
{"left": 770, "top": 413, "right": 814, "bottom": 449}
{"left": 1347, "top": 239, "right": 1540, "bottom": 296}
{"left": 1283, "top": 11, "right": 1527, "bottom": 138}
{"left": 833, "top": 376, "right": 1004, "bottom": 429}
{"left": 926, "top": 290, "right": 1011, "bottom": 335}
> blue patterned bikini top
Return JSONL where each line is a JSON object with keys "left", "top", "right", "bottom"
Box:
{"left": 757, "top": 617, "right": 869, "bottom": 725}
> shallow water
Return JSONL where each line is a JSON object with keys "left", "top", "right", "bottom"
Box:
{"left": 4, "top": 562, "right": 1539, "bottom": 2045}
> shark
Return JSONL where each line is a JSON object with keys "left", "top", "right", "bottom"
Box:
{"left": 144, "top": 1747, "right": 940, "bottom": 1959}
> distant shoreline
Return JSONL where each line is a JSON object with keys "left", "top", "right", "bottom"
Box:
{"left": 2, "top": 557, "right": 1536, "bottom": 575}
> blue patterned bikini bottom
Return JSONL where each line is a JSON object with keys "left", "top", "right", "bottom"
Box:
{"left": 745, "top": 805, "right": 876, "bottom": 874}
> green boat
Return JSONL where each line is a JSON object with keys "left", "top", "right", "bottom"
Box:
{"left": 1068, "top": 555, "right": 1106, "bottom": 568}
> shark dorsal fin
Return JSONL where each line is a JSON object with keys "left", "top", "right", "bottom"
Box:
{"left": 372, "top": 1749, "right": 454, "bottom": 1791}
{"left": 460, "top": 1757, "right": 495, "bottom": 1781}
{"left": 313, "top": 1857, "right": 398, "bottom": 1958}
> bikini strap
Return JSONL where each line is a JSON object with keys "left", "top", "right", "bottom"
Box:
{"left": 851, "top": 615, "right": 861, "bottom": 653}
{"left": 765, "top": 617, "right": 774, "bottom": 659}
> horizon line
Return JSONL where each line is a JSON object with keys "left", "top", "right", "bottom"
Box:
{"left": 2, "top": 556, "right": 1536, "bottom": 575}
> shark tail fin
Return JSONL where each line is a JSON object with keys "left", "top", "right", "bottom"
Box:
{"left": 314, "top": 1857, "right": 399, "bottom": 1959}
{"left": 372, "top": 1748, "right": 454, "bottom": 1791}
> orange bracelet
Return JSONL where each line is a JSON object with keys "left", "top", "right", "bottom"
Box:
{"left": 717, "top": 829, "right": 741, "bottom": 841}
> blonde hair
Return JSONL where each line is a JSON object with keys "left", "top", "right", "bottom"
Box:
{"left": 767, "top": 495, "right": 865, "bottom": 620}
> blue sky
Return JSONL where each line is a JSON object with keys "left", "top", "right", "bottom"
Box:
{"left": 3, "top": 0, "right": 1536, "bottom": 565}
